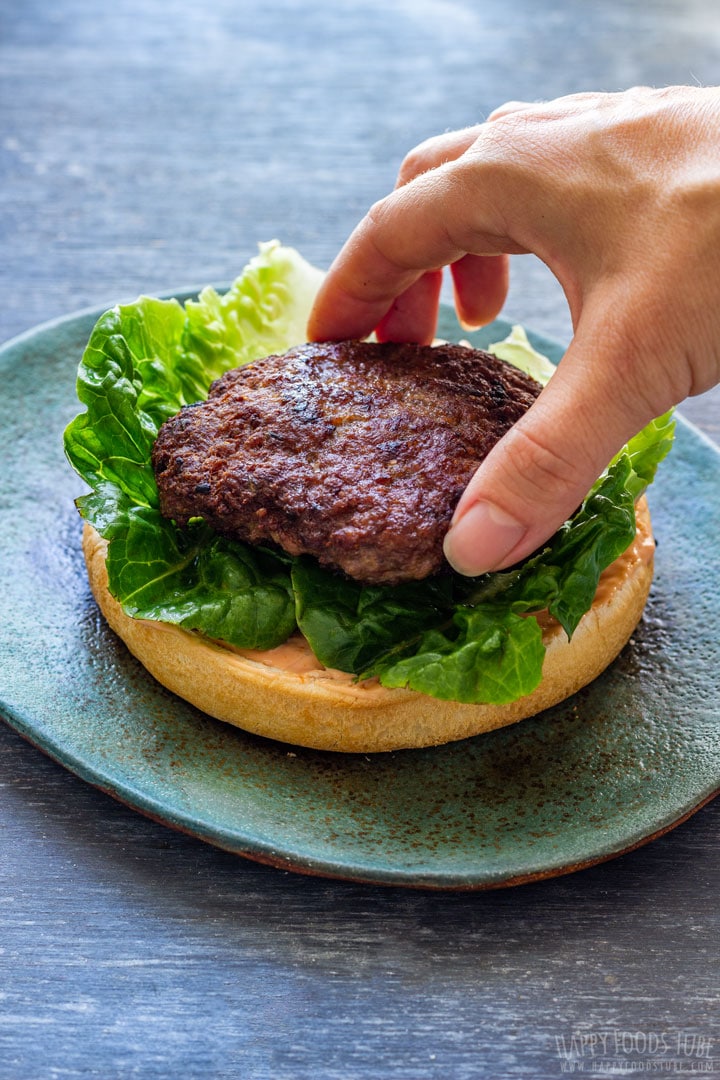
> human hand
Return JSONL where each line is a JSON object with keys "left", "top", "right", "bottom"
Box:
{"left": 307, "top": 86, "right": 720, "bottom": 575}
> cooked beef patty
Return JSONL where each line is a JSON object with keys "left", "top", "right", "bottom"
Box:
{"left": 151, "top": 341, "right": 542, "bottom": 584}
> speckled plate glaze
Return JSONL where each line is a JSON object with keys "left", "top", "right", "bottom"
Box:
{"left": 1, "top": 299, "right": 718, "bottom": 889}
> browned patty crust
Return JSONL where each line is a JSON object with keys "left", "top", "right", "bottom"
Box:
{"left": 151, "top": 341, "right": 542, "bottom": 584}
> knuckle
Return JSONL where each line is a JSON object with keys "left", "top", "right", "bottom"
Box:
{"left": 486, "top": 99, "right": 532, "bottom": 122}
{"left": 365, "top": 193, "right": 402, "bottom": 241}
{"left": 467, "top": 114, "right": 549, "bottom": 179}
{"left": 360, "top": 196, "right": 421, "bottom": 277}
{"left": 502, "top": 423, "right": 585, "bottom": 501}
{"left": 366, "top": 193, "right": 390, "bottom": 226}
{"left": 396, "top": 150, "right": 427, "bottom": 188}
{"left": 396, "top": 133, "right": 452, "bottom": 186}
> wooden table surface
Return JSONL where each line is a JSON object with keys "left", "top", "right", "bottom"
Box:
{"left": 1, "top": 2, "right": 718, "bottom": 1077}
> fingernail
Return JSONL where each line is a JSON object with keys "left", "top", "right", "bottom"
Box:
{"left": 443, "top": 500, "right": 527, "bottom": 576}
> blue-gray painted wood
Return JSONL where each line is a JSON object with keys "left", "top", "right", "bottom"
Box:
{"left": 1, "top": 2, "right": 718, "bottom": 1077}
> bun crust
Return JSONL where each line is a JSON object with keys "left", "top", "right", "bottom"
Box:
{"left": 82, "top": 501, "right": 654, "bottom": 753}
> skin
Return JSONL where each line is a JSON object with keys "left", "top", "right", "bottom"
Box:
{"left": 307, "top": 86, "right": 720, "bottom": 575}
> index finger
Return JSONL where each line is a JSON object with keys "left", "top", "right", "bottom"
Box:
{"left": 308, "top": 161, "right": 515, "bottom": 342}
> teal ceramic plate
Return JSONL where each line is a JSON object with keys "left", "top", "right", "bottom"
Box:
{"left": 1, "top": 300, "right": 718, "bottom": 889}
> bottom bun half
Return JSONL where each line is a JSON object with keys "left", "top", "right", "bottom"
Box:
{"left": 82, "top": 500, "right": 654, "bottom": 753}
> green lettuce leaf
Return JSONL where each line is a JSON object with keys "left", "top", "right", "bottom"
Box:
{"left": 98, "top": 501, "right": 296, "bottom": 650}
{"left": 64, "top": 242, "right": 674, "bottom": 707}
{"left": 612, "top": 409, "right": 675, "bottom": 498}
{"left": 292, "top": 431, "right": 667, "bottom": 703}
{"left": 377, "top": 606, "right": 546, "bottom": 705}
{"left": 292, "top": 558, "right": 457, "bottom": 673}
{"left": 488, "top": 324, "right": 557, "bottom": 385}
{"left": 65, "top": 241, "right": 322, "bottom": 650}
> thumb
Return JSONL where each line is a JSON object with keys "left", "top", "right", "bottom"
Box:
{"left": 443, "top": 315, "right": 661, "bottom": 575}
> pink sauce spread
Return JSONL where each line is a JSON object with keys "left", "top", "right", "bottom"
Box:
{"left": 223, "top": 502, "right": 654, "bottom": 678}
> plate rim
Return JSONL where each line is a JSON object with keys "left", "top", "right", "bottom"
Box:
{"left": 1, "top": 296, "right": 718, "bottom": 890}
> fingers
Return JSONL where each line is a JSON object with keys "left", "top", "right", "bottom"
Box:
{"left": 306, "top": 214, "right": 429, "bottom": 342}
{"left": 486, "top": 100, "right": 534, "bottom": 121}
{"left": 308, "top": 125, "right": 498, "bottom": 343}
{"left": 451, "top": 253, "right": 509, "bottom": 328}
{"left": 375, "top": 270, "right": 443, "bottom": 344}
{"left": 373, "top": 255, "right": 509, "bottom": 342}
{"left": 308, "top": 161, "right": 514, "bottom": 342}
{"left": 390, "top": 131, "right": 509, "bottom": 338}
{"left": 306, "top": 86, "right": 716, "bottom": 575}
{"left": 443, "top": 305, "right": 664, "bottom": 575}
{"left": 308, "top": 90, "right": 634, "bottom": 343}
{"left": 394, "top": 126, "right": 482, "bottom": 187}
